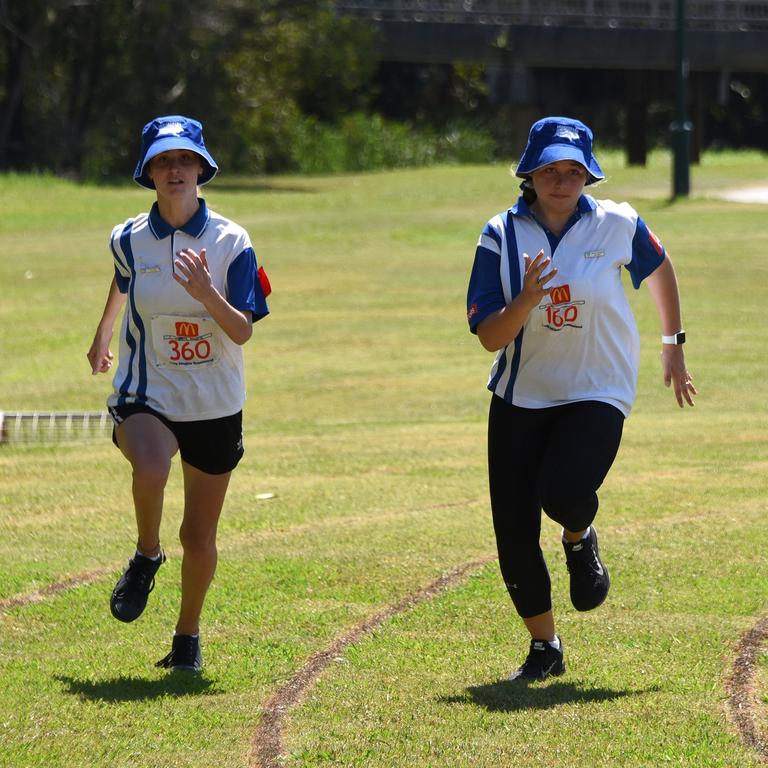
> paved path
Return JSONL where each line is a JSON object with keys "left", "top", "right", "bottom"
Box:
{"left": 714, "top": 186, "right": 768, "bottom": 204}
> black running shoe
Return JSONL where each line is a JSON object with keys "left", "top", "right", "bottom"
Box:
{"left": 110, "top": 550, "right": 165, "bottom": 623}
{"left": 155, "top": 634, "right": 203, "bottom": 672}
{"left": 563, "top": 526, "right": 610, "bottom": 611}
{"left": 510, "top": 637, "right": 565, "bottom": 681}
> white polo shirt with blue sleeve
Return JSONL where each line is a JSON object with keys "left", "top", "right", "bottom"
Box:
{"left": 108, "top": 199, "right": 269, "bottom": 421}
{"left": 467, "top": 194, "right": 665, "bottom": 417}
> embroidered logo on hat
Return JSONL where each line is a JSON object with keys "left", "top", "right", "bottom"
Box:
{"left": 157, "top": 122, "right": 185, "bottom": 137}
{"left": 555, "top": 125, "right": 580, "bottom": 142}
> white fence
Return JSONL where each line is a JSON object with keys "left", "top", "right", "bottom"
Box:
{"left": 0, "top": 411, "right": 111, "bottom": 444}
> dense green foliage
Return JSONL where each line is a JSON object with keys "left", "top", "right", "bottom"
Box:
{"left": 0, "top": 1, "right": 362, "bottom": 177}
{"left": 0, "top": 0, "right": 499, "bottom": 179}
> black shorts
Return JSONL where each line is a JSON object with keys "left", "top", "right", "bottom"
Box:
{"left": 109, "top": 404, "right": 244, "bottom": 475}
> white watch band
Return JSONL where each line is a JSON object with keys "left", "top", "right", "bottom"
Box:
{"left": 662, "top": 331, "right": 686, "bottom": 345}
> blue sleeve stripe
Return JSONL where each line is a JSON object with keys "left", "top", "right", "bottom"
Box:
{"left": 467, "top": 242, "right": 503, "bottom": 332}
{"left": 113, "top": 267, "right": 130, "bottom": 293}
{"left": 475, "top": 244, "right": 500, "bottom": 260}
{"left": 227, "top": 247, "right": 269, "bottom": 321}
{"left": 626, "top": 218, "right": 666, "bottom": 289}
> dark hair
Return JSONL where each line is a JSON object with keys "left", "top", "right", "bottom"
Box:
{"left": 520, "top": 177, "right": 537, "bottom": 205}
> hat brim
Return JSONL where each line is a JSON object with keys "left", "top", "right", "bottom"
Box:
{"left": 134, "top": 137, "right": 218, "bottom": 190}
{"left": 516, "top": 145, "right": 604, "bottom": 185}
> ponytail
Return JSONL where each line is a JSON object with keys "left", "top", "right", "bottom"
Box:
{"left": 520, "top": 177, "right": 537, "bottom": 205}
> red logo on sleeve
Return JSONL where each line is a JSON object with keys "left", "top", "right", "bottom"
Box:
{"left": 467, "top": 303, "right": 478, "bottom": 321}
{"left": 258, "top": 265, "right": 272, "bottom": 297}
{"left": 648, "top": 229, "right": 664, "bottom": 257}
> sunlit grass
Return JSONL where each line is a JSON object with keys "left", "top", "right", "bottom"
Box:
{"left": 1, "top": 153, "right": 766, "bottom": 767}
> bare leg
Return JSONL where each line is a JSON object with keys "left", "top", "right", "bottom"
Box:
{"left": 115, "top": 414, "right": 178, "bottom": 555}
{"left": 175, "top": 460, "right": 231, "bottom": 635}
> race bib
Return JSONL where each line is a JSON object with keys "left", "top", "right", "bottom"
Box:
{"left": 530, "top": 281, "right": 591, "bottom": 334}
{"left": 151, "top": 315, "right": 219, "bottom": 369}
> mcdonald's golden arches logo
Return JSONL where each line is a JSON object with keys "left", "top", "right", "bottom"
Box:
{"left": 549, "top": 284, "right": 571, "bottom": 306}
{"left": 175, "top": 321, "right": 199, "bottom": 338}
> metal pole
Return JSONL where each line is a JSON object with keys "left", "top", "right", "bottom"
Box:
{"left": 671, "top": 0, "right": 691, "bottom": 197}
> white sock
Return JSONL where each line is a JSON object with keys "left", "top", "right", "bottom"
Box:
{"left": 548, "top": 636, "right": 561, "bottom": 651}
{"left": 562, "top": 527, "right": 591, "bottom": 543}
{"left": 136, "top": 549, "right": 162, "bottom": 561}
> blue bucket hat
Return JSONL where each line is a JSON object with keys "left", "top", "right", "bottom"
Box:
{"left": 133, "top": 115, "right": 218, "bottom": 189}
{"left": 515, "top": 116, "right": 604, "bottom": 185}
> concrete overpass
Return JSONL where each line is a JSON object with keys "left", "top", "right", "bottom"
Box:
{"left": 336, "top": 1, "right": 768, "bottom": 69}
{"left": 336, "top": 1, "right": 768, "bottom": 161}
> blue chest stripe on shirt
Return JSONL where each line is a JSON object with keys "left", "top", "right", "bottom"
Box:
{"left": 112, "top": 225, "right": 134, "bottom": 405}
{"left": 117, "top": 222, "right": 148, "bottom": 405}
{"left": 489, "top": 345, "right": 508, "bottom": 391}
{"left": 498, "top": 211, "right": 524, "bottom": 400}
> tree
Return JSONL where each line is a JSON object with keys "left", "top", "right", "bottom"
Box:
{"left": 0, "top": 0, "right": 376, "bottom": 178}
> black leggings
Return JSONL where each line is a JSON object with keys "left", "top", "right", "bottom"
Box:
{"left": 487, "top": 395, "right": 624, "bottom": 618}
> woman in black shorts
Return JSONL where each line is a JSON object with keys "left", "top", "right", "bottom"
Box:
{"left": 87, "top": 115, "right": 270, "bottom": 671}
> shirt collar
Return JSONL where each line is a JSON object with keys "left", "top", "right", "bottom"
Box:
{"left": 511, "top": 193, "right": 597, "bottom": 218}
{"left": 148, "top": 198, "right": 210, "bottom": 240}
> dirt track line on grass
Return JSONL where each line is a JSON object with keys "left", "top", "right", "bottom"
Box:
{"left": 0, "top": 569, "right": 111, "bottom": 615}
{"left": 0, "top": 499, "right": 486, "bottom": 616}
{"left": 727, "top": 614, "right": 768, "bottom": 762}
{"left": 249, "top": 555, "right": 495, "bottom": 768}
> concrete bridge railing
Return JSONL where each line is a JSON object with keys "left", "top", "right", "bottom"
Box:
{"left": 337, "top": 0, "right": 768, "bottom": 31}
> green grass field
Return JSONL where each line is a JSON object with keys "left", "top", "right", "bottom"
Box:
{"left": 1, "top": 150, "right": 767, "bottom": 767}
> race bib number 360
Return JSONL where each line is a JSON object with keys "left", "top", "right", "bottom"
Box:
{"left": 151, "top": 315, "right": 219, "bottom": 369}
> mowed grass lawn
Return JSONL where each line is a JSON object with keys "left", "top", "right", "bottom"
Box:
{"left": 0, "top": 151, "right": 766, "bottom": 767}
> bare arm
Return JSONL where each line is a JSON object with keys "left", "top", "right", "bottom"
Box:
{"left": 476, "top": 249, "right": 557, "bottom": 351}
{"left": 173, "top": 248, "right": 253, "bottom": 345}
{"left": 644, "top": 256, "right": 697, "bottom": 407}
{"left": 87, "top": 276, "right": 126, "bottom": 374}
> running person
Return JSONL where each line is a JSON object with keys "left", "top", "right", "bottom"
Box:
{"left": 466, "top": 116, "right": 696, "bottom": 681}
{"left": 87, "top": 115, "right": 270, "bottom": 671}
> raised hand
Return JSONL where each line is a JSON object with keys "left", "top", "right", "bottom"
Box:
{"left": 173, "top": 247, "right": 215, "bottom": 302}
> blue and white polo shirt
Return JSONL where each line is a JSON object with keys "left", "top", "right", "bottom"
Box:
{"left": 108, "top": 199, "right": 269, "bottom": 421}
{"left": 466, "top": 194, "right": 665, "bottom": 416}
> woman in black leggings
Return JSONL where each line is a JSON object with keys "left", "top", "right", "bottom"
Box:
{"left": 466, "top": 116, "right": 696, "bottom": 680}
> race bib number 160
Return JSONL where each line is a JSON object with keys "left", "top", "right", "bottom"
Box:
{"left": 151, "top": 315, "right": 219, "bottom": 369}
{"left": 530, "top": 282, "right": 591, "bottom": 334}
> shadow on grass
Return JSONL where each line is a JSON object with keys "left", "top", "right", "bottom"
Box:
{"left": 439, "top": 679, "right": 658, "bottom": 713}
{"left": 209, "top": 179, "right": 318, "bottom": 194}
{"left": 55, "top": 673, "right": 216, "bottom": 702}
